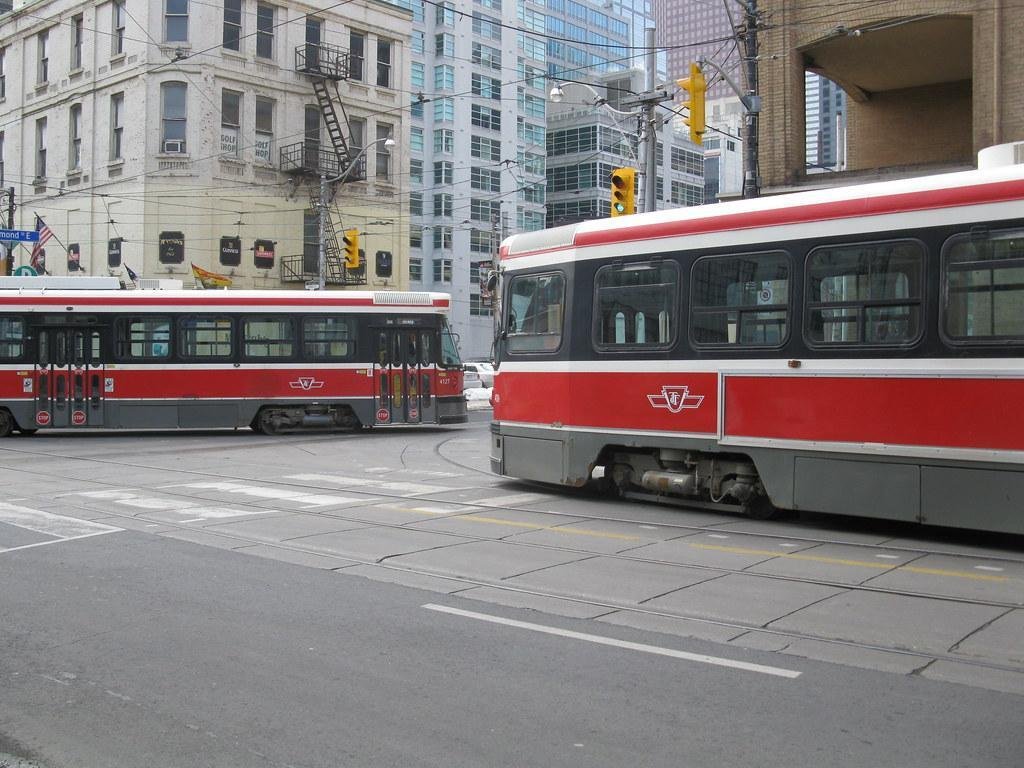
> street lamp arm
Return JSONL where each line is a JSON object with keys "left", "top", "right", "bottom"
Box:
{"left": 326, "top": 136, "right": 396, "bottom": 185}
{"left": 696, "top": 57, "right": 761, "bottom": 114}
{"left": 549, "top": 80, "right": 639, "bottom": 117}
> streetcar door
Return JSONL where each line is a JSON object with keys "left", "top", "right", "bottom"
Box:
{"left": 33, "top": 326, "right": 105, "bottom": 428}
{"left": 373, "top": 327, "right": 436, "bottom": 425}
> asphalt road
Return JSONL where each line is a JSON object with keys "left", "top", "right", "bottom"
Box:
{"left": 0, "top": 417, "right": 1022, "bottom": 767}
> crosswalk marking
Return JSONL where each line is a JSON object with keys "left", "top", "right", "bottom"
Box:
{"left": 286, "top": 473, "right": 457, "bottom": 496}
{"left": 0, "top": 503, "right": 121, "bottom": 554}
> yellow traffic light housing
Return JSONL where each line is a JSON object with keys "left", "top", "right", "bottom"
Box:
{"left": 609, "top": 167, "right": 636, "bottom": 217}
{"left": 677, "top": 63, "right": 707, "bottom": 146}
{"left": 342, "top": 228, "right": 360, "bottom": 269}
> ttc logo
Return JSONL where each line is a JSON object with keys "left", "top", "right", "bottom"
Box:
{"left": 289, "top": 377, "right": 325, "bottom": 391}
{"left": 647, "top": 385, "right": 704, "bottom": 413}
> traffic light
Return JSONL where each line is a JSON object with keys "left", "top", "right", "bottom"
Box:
{"left": 342, "top": 228, "right": 360, "bottom": 269}
{"left": 609, "top": 167, "right": 636, "bottom": 217}
{"left": 677, "top": 62, "right": 707, "bottom": 146}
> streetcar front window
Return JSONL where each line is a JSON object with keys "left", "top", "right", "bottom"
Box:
{"left": 440, "top": 320, "right": 462, "bottom": 368}
{"left": 506, "top": 272, "right": 564, "bottom": 353}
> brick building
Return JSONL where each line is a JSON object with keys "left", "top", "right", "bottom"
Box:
{"left": 758, "top": 1, "right": 1024, "bottom": 192}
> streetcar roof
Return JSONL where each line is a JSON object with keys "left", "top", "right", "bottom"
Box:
{"left": 0, "top": 288, "right": 452, "bottom": 313}
{"left": 500, "top": 162, "right": 1024, "bottom": 266}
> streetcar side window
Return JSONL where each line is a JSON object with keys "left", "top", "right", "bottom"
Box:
{"left": 243, "top": 317, "right": 295, "bottom": 359}
{"left": 805, "top": 240, "right": 924, "bottom": 346}
{"left": 178, "top": 315, "right": 232, "bottom": 359}
{"left": 0, "top": 317, "right": 26, "bottom": 360}
{"left": 942, "top": 228, "right": 1024, "bottom": 342}
{"left": 506, "top": 272, "right": 565, "bottom": 353}
{"left": 594, "top": 261, "right": 677, "bottom": 350}
{"left": 690, "top": 252, "right": 790, "bottom": 347}
{"left": 116, "top": 316, "right": 171, "bottom": 359}
{"left": 302, "top": 316, "right": 355, "bottom": 360}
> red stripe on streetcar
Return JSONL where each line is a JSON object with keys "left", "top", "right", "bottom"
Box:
{"left": 0, "top": 296, "right": 450, "bottom": 309}
{"left": 724, "top": 376, "right": 1024, "bottom": 451}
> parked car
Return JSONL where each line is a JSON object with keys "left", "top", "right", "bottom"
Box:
{"left": 462, "top": 366, "right": 484, "bottom": 391}
{"left": 463, "top": 361, "right": 494, "bottom": 387}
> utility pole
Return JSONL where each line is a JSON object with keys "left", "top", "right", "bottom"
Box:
{"left": 741, "top": 0, "right": 760, "bottom": 198}
{"left": 621, "top": 27, "right": 671, "bottom": 213}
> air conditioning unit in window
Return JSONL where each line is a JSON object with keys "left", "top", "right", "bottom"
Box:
{"left": 162, "top": 139, "right": 185, "bottom": 154}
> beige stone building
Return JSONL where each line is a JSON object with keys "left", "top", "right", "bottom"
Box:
{"left": 758, "top": 0, "right": 1024, "bottom": 192}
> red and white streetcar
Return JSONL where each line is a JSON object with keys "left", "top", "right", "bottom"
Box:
{"left": 0, "top": 282, "right": 467, "bottom": 435}
{"left": 490, "top": 151, "right": 1024, "bottom": 534}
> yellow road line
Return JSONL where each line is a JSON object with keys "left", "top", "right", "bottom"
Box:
{"left": 465, "top": 515, "right": 642, "bottom": 541}
{"left": 691, "top": 543, "right": 1009, "bottom": 582}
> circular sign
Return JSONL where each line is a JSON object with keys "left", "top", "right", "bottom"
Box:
{"left": 376, "top": 408, "right": 390, "bottom": 423}
{"left": 35, "top": 410, "right": 51, "bottom": 426}
{"left": 758, "top": 287, "right": 773, "bottom": 303}
{"left": 409, "top": 407, "right": 419, "bottom": 420}
{"left": 14, "top": 266, "right": 38, "bottom": 277}
{"left": 71, "top": 410, "right": 87, "bottom": 425}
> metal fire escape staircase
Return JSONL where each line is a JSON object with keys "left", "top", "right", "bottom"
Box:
{"left": 280, "top": 41, "right": 366, "bottom": 285}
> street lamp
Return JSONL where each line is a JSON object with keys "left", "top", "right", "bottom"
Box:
{"left": 317, "top": 137, "right": 396, "bottom": 289}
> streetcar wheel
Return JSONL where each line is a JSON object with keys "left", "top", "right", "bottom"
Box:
{"left": 0, "top": 410, "right": 14, "bottom": 438}
{"left": 743, "top": 494, "right": 780, "bottom": 520}
{"left": 259, "top": 410, "right": 283, "bottom": 435}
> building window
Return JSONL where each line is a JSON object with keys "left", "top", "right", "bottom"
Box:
{"left": 0, "top": 132, "right": 4, "bottom": 183}
{"left": 348, "top": 117, "right": 365, "bottom": 153}
{"left": 470, "top": 229, "right": 495, "bottom": 254}
{"left": 409, "top": 158, "right": 423, "bottom": 183}
{"left": 518, "top": 89, "right": 545, "bottom": 119}
{"left": 472, "top": 12, "right": 502, "bottom": 40}
{"left": 433, "top": 193, "right": 452, "bottom": 217}
{"left": 471, "top": 73, "right": 500, "bottom": 100}
{"left": 161, "top": 82, "right": 187, "bottom": 153}
{"left": 69, "top": 104, "right": 82, "bottom": 170}
{"left": 432, "top": 226, "right": 452, "bottom": 249}
{"left": 435, "top": 33, "right": 454, "bottom": 58}
{"left": 471, "top": 105, "right": 500, "bottom": 131}
{"left": 37, "top": 30, "right": 49, "bottom": 85}
{"left": 435, "top": 1, "right": 455, "bottom": 26}
{"left": 471, "top": 135, "right": 500, "bottom": 162}
{"left": 434, "top": 64, "right": 454, "bottom": 91}
{"left": 255, "top": 97, "right": 274, "bottom": 163}
{"left": 409, "top": 192, "right": 422, "bottom": 216}
{"left": 411, "top": 31, "right": 423, "bottom": 54}
{"left": 110, "top": 93, "right": 124, "bottom": 160}
{"left": 433, "top": 161, "right": 453, "bottom": 185}
{"left": 376, "top": 122, "right": 393, "bottom": 179}
{"left": 376, "top": 39, "right": 392, "bottom": 88}
{"left": 71, "top": 15, "right": 84, "bottom": 70}
{"left": 112, "top": 1, "right": 126, "bottom": 56}
{"left": 165, "top": 0, "right": 188, "bottom": 43}
{"left": 433, "top": 258, "right": 452, "bottom": 283}
{"left": 470, "top": 198, "right": 500, "bottom": 222}
{"left": 221, "top": 90, "right": 241, "bottom": 158}
{"left": 256, "top": 4, "right": 274, "bottom": 58}
{"left": 411, "top": 62, "right": 424, "bottom": 89}
{"left": 472, "top": 42, "right": 500, "bottom": 69}
{"left": 433, "top": 129, "right": 453, "bottom": 154}
{"left": 433, "top": 98, "right": 454, "bottom": 122}
{"left": 223, "top": 0, "right": 242, "bottom": 50}
{"left": 34, "top": 118, "right": 46, "bottom": 179}
{"left": 409, "top": 257, "right": 422, "bottom": 282}
{"left": 349, "top": 31, "right": 364, "bottom": 80}
{"left": 410, "top": 127, "right": 423, "bottom": 152}
{"left": 410, "top": 228, "right": 422, "bottom": 249}
{"left": 0, "top": 49, "right": 5, "bottom": 99}
{"left": 471, "top": 167, "right": 500, "bottom": 193}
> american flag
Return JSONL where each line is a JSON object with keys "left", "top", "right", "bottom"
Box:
{"left": 30, "top": 214, "right": 53, "bottom": 270}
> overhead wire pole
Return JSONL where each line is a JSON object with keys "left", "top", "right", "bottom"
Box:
{"left": 741, "top": 0, "right": 760, "bottom": 198}
{"left": 643, "top": 27, "right": 658, "bottom": 213}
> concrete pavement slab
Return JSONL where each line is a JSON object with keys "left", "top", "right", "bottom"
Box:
{"left": 406, "top": 508, "right": 587, "bottom": 539}
{"left": 746, "top": 542, "right": 918, "bottom": 585}
{"left": 204, "top": 513, "right": 371, "bottom": 542}
{"left": 339, "top": 564, "right": 477, "bottom": 594}
{"left": 159, "top": 528, "right": 251, "bottom": 550}
{"left": 710, "top": 518, "right": 894, "bottom": 544}
{"left": 861, "top": 554, "right": 1024, "bottom": 605}
{"left": 728, "top": 631, "right": 793, "bottom": 652}
{"left": 879, "top": 535, "right": 1024, "bottom": 560}
{"left": 389, "top": 539, "right": 589, "bottom": 580}
{"left": 920, "top": 660, "right": 1024, "bottom": 696}
{"left": 597, "top": 610, "right": 744, "bottom": 643}
{"left": 458, "top": 586, "right": 613, "bottom": 619}
{"left": 506, "top": 517, "right": 688, "bottom": 555}
{"left": 508, "top": 555, "right": 723, "bottom": 604}
{"left": 769, "top": 590, "right": 1007, "bottom": 655}
{"left": 0, "top": 521, "right": 56, "bottom": 550}
{"left": 297, "top": 526, "right": 472, "bottom": 562}
{"left": 779, "top": 637, "right": 931, "bottom": 674}
{"left": 951, "top": 609, "right": 1024, "bottom": 665}
{"left": 626, "top": 531, "right": 818, "bottom": 570}
{"left": 235, "top": 543, "right": 356, "bottom": 570}
{"left": 89, "top": 517, "right": 174, "bottom": 534}
{"left": 645, "top": 573, "right": 844, "bottom": 626}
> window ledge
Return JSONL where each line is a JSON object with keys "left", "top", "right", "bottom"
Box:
{"left": 110, "top": 53, "right": 126, "bottom": 64}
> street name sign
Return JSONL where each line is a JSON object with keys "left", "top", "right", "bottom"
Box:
{"left": 0, "top": 229, "right": 39, "bottom": 242}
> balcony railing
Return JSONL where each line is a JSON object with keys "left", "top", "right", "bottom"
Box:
{"left": 295, "top": 42, "right": 349, "bottom": 80}
{"left": 278, "top": 143, "right": 366, "bottom": 181}
{"left": 280, "top": 253, "right": 368, "bottom": 286}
